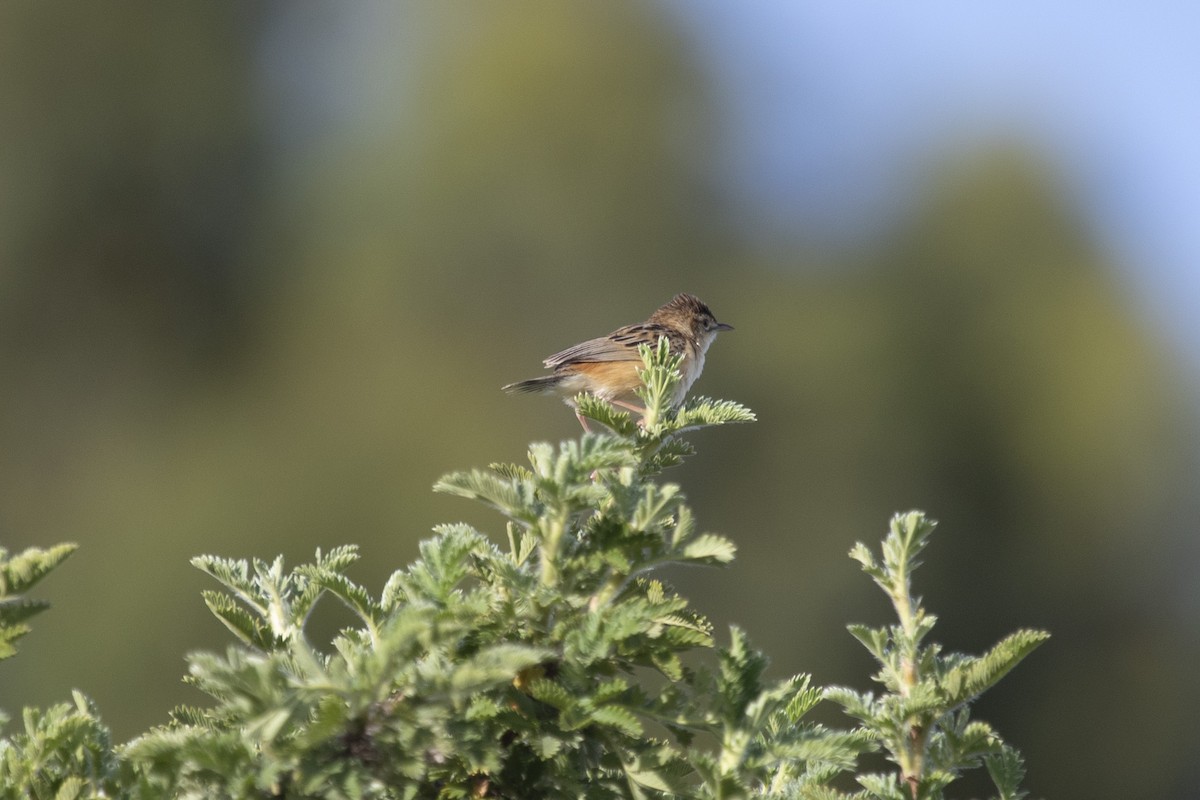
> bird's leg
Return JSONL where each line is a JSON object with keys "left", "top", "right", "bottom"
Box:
{"left": 610, "top": 399, "right": 649, "bottom": 428}
{"left": 610, "top": 399, "right": 646, "bottom": 415}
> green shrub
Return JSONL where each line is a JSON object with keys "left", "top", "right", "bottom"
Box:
{"left": 0, "top": 340, "right": 1046, "bottom": 799}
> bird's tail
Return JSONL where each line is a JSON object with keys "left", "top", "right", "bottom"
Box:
{"left": 502, "top": 375, "right": 564, "bottom": 394}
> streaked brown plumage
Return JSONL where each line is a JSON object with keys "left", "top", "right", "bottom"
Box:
{"left": 503, "top": 293, "right": 733, "bottom": 430}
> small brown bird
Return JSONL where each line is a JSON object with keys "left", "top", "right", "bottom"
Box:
{"left": 503, "top": 293, "right": 733, "bottom": 430}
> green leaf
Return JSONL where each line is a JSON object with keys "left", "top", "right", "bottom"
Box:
{"left": 0, "top": 543, "right": 77, "bottom": 596}
{"left": 308, "top": 571, "right": 380, "bottom": 630}
{"left": 589, "top": 705, "right": 643, "bottom": 737}
{"left": 680, "top": 533, "right": 737, "bottom": 565}
{"left": 823, "top": 687, "right": 876, "bottom": 722}
{"left": 985, "top": 745, "right": 1029, "bottom": 800}
{"left": 433, "top": 469, "right": 535, "bottom": 522}
{"left": 716, "top": 626, "right": 770, "bottom": 721}
{"left": 848, "top": 541, "right": 885, "bottom": 584}
{"left": 530, "top": 733, "right": 564, "bottom": 759}
{"left": 0, "top": 544, "right": 76, "bottom": 662}
{"left": 571, "top": 433, "right": 642, "bottom": 474}
{"left": 943, "top": 629, "right": 1050, "bottom": 706}
{"left": 857, "top": 772, "right": 907, "bottom": 800}
{"left": 846, "top": 624, "right": 889, "bottom": 661}
{"left": 575, "top": 393, "right": 639, "bottom": 435}
{"left": 489, "top": 461, "right": 534, "bottom": 481}
{"left": 592, "top": 677, "right": 631, "bottom": 704}
{"left": 190, "top": 554, "right": 280, "bottom": 628}
{"left": 399, "top": 524, "right": 490, "bottom": 603}
{"left": 643, "top": 438, "right": 696, "bottom": 472}
{"left": 528, "top": 678, "right": 575, "bottom": 712}
{"left": 200, "top": 590, "right": 277, "bottom": 650}
{"left": 52, "top": 775, "right": 85, "bottom": 800}
{"left": 314, "top": 544, "right": 361, "bottom": 574}
{"left": 783, "top": 675, "right": 824, "bottom": 722}
{"left": 0, "top": 597, "right": 51, "bottom": 628}
{"left": 635, "top": 337, "right": 685, "bottom": 430}
{"left": 0, "top": 622, "right": 31, "bottom": 660}
{"left": 620, "top": 747, "right": 694, "bottom": 795}
{"left": 449, "top": 644, "right": 552, "bottom": 696}
{"left": 883, "top": 511, "right": 936, "bottom": 576}
{"left": 630, "top": 483, "right": 682, "bottom": 530}
{"left": 651, "top": 650, "right": 684, "bottom": 682}
{"left": 675, "top": 396, "right": 757, "bottom": 427}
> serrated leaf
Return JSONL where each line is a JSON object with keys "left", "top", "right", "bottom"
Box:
{"left": 590, "top": 704, "right": 643, "bottom": 737}
{"left": 315, "top": 544, "right": 360, "bottom": 573}
{"left": 944, "top": 629, "right": 1049, "bottom": 706}
{"left": 168, "top": 705, "right": 212, "bottom": 727}
{"left": 527, "top": 677, "right": 575, "bottom": 711}
{"left": 0, "top": 597, "right": 51, "bottom": 627}
{"left": 309, "top": 571, "right": 379, "bottom": 628}
{"left": 824, "top": 687, "right": 876, "bottom": 722}
{"left": 680, "top": 533, "right": 736, "bottom": 564}
{"left": 531, "top": 733, "right": 564, "bottom": 759}
{"left": 575, "top": 393, "right": 639, "bottom": 436}
{"left": 450, "top": 644, "right": 552, "bottom": 695}
{"left": 644, "top": 580, "right": 666, "bottom": 603}
{"left": 0, "top": 543, "right": 77, "bottom": 595}
{"left": 0, "top": 623, "right": 31, "bottom": 660}
{"left": 201, "top": 590, "right": 275, "bottom": 650}
{"left": 465, "top": 695, "right": 504, "bottom": 724}
{"left": 943, "top": 719, "right": 1001, "bottom": 762}
{"left": 887, "top": 681, "right": 946, "bottom": 721}
{"left": 846, "top": 624, "right": 889, "bottom": 661}
{"left": 651, "top": 650, "right": 684, "bottom": 681}
{"left": 635, "top": 338, "right": 685, "bottom": 430}
{"left": 294, "top": 696, "right": 351, "bottom": 749}
{"left": 631, "top": 484, "right": 682, "bottom": 530}
{"left": 620, "top": 748, "right": 694, "bottom": 794}
{"left": 783, "top": 675, "right": 823, "bottom": 721}
{"left": 379, "top": 569, "right": 408, "bottom": 611}
{"left": 489, "top": 461, "right": 534, "bottom": 481}
{"left": 883, "top": 511, "right": 936, "bottom": 576}
{"left": 660, "top": 617, "right": 714, "bottom": 649}
{"left": 644, "top": 438, "right": 696, "bottom": 471}
{"left": 402, "top": 525, "right": 489, "bottom": 602}
{"left": 857, "top": 772, "right": 907, "bottom": 800}
{"left": 985, "top": 745, "right": 1029, "bottom": 800}
{"left": 245, "top": 707, "right": 294, "bottom": 743}
{"left": 666, "top": 505, "right": 695, "bottom": 548}
{"left": 676, "top": 396, "right": 757, "bottom": 427}
{"left": 848, "top": 542, "right": 880, "bottom": 575}
{"left": 433, "top": 469, "right": 534, "bottom": 521}
{"left": 54, "top": 775, "right": 86, "bottom": 800}
{"left": 573, "top": 433, "right": 642, "bottom": 473}
{"left": 191, "top": 555, "right": 259, "bottom": 603}
{"left": 592, "top": 677, "right": 631, "bottom": 704}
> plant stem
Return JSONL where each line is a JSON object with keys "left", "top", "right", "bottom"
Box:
{"left": 892, "top": 527, "right": 924, "bottom": 799}
{"left": 539, "top": 511, "right": 566, "bottom": 587}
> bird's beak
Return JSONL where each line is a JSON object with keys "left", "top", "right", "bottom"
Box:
{"left": 716, "top": 322, "right": 734, "bottom": 331}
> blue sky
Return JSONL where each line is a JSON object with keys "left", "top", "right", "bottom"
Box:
{"left": 673, "top": 2, "right": 1200, "bottom": 367}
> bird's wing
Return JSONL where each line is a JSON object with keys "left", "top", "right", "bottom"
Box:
{"left": 543, "top": 323, "right": 679, "bottom": 368}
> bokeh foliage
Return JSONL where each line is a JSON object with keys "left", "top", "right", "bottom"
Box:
{"left": 1, "top": 4, "right": 1197, "bottom": 799}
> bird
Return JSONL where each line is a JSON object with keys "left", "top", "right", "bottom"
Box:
{"left": 502, "top": 293, "right": 733, "bottom": 430}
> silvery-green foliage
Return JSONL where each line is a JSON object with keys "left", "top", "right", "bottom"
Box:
{"left": 0, "top": 343, "right": 1043, "bottom": 800}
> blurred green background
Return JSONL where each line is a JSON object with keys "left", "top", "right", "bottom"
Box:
{"left": 2, "top": 4, "right": 1199, "bottom": 798}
